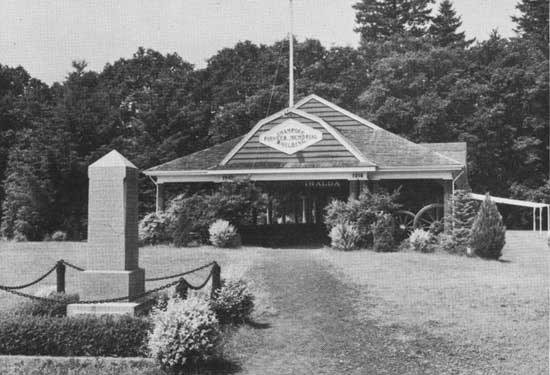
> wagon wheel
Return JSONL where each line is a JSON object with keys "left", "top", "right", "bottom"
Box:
{"left": 413, "top": 203, "right": 444, "bottom": 231}
{"left": 394, "top": 210, "right": 416, "bottom": 234}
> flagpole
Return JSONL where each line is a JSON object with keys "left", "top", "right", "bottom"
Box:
{"left": 289, "top": 0, "right": 294, "bottom": 107}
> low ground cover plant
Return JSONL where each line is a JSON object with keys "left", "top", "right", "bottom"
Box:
{"left": 209, "top": 219, "right": 241, "bottom": 248}
{"left": 210, "top": 279, "right": 254, "bottom": 324}
{"left": 0, "top": 313, "right": 150, "bottom": 357}
{"left": 148, "top": 294, "right": 220, "bottom": 370}
{"left": 329, "top": 222, "right": 360, "bottom": 251}
{"left": 408, "top": 229, "right": 433, "bottom": 253}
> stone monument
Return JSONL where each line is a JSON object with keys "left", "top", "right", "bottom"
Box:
{"left": 68, "top": 150, "right": 145, "bottom": 316}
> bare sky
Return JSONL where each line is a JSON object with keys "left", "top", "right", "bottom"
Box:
{"left": 1, "top": 0, "right": 519, "bottom": 84}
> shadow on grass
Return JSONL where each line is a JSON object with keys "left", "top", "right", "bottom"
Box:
{"left": 184, "top": 356, "right": 241, "bottom": 375}
{"left": 245, "top": 318, "right": 271, "bottom": 329}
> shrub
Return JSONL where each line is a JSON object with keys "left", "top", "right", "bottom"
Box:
{"left": 409, "top": 229, "right": 432, "bottom": 253}
{"left": 172, "top": 194, "right": 214, "bottom": 246}
{"left": 210, "top": 279, "right": 254, "bottom": 324}
{"left": 148, "top": 295, "right": 220, "bottom": 370}
{"left": 372, "top": 213, "right": 396, "bottom": 252}
{"left": 329, "top": 222, "right": 360, "bottom": 251}
{"left": 470, "top": 194, "right": 506, "bottom": 259}
{"left": 138, "top": 212, "right": 172, "bottom": 245}
{"left": 209, "top": 219, "right": 241, "bottom": 248}
{"left": 0, "top": 314, "right": 150, "bottom": 356}
{"left": 11, "top": 292, "right": 79, "bottom": 317}
{"left": 448, "top": 190, "right": 479, "bottom": 247}
{"left": 428, "top": 220, "right": 444, "bottom": 236}
{"left": 324, "top": 187, "right": 401, "bottom": 245}
{"left": 51, "top": 230, "right": 68, "bottom": 241}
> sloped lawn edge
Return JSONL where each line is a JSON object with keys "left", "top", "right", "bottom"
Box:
{"left": 0, "top": 355, "right": 165, "bottom": 375}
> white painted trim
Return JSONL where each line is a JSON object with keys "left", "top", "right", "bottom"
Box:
{"left": 220, "top": 107, "right": 293, "bottom": 165}
{"left": 369, "top": 171, "right": 454, "bottom": 180}
{"left": 149, "top": 166, "right": 376, "bottom": 177}
{"left": 158, "top": 170, "right": 370, "bottom": 184}
{"left": 468, "top": 193, "right": 549, "bottom": 208}
{"left": 377, "top": 165, "right": 463, "bottom": 171}
{"left": 220, "top": 107, "right": 373, "bottom": 165}
{"left": 294, "top": 94, "right": 383, "bottom": 130}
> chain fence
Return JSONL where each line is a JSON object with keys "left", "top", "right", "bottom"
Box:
{"left": 0, "top": 259, "right": 220, "bottom": 305}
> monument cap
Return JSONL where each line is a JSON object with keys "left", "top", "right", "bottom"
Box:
{"left": 89, "top": 150, "right": 138, "bottom": 169}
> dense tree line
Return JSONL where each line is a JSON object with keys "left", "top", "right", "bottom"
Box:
{"left": 0, "top": 0, "right": 547, "bottom": 240}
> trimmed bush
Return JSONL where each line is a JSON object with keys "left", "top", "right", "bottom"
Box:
{"left": 138, "top": 212, "right": 172, "bottom": 245}
{"left": 0, "top": 314, "right": 150, "bottom": 356}
{"left": 409, "top": 229, "right": 432, "bottom": 253}
{"left": 210, "top": 279, "right": 254, "bottom": 324}
{"left": 372, "top": 213, "right": 396, "bottom": 252}
{"left": 11, "top": 292, "right": 79, "bottom": 317}
{"left": 324, "top": 188, "right": 401, "bottom": 246}
{"left": 470, "top": 194, "right": 506, "bottom": 259}
{"left": 148, "top": 295, "right": 220, "bottom": 370}
{"left": 329, "top": 222, "right": 360, "bottom": 251}
{"left": 209, "top": 219, "right": 241, "bottom": 248}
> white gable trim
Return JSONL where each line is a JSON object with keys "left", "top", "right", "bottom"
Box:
{"left": 220, "top": 107, "right": 373, "bottom": 165}
{"left": 294, "top": 94, "right": 383, "bottom": 131}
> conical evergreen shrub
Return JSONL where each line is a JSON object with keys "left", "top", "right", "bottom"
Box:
{"left": 470, "top": 194, "right": 506, "bottom": 259}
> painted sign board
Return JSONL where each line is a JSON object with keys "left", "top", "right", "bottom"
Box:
{"left": 259, "top": 119, "right": 322, "bottom": 154}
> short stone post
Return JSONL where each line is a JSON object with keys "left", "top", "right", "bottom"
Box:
{"left": 68, "top": 150, "right": 145, "bottom": 316}
{"left": 56, "top": 261, "right": 65, "bottom": 293}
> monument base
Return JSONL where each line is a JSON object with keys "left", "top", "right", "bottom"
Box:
{"left": 79, "top": 268, "right": 145, "bottom": 301}
{"left": 67, "top": 302, "right": 147, "bottom": 316}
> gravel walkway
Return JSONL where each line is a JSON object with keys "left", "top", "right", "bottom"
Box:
{"left": 222, "top": 250, "right": 491, "bottom": 375}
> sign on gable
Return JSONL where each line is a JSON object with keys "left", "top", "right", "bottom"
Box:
{"left": 259, "top": 119, "right": 322, "bottom": 154}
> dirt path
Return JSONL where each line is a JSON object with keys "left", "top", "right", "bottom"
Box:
{"left": 221, "top": 250, "right": 490, "bottom": 375}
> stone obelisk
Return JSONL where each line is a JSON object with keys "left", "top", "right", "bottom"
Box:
{"left": 68, "top": 150, "right": 145, "bottom": 316}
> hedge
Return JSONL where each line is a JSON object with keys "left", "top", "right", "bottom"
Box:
{"left": 0, "top": 314, "right": 151, "bottom": 357}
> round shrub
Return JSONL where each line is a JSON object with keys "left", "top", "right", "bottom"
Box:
{"left": 329, "top": 222, "right": 360, "bottom": 251}
{"left": 210, "top": 279, "right": 254, "bottom": 324}
{"left": 148, "top": 295, "right": 220, "bottom": 370}
{"left": 372, "top": 213, "right": 396, "bottom": 252}
{"left": 209, "top": 219, "right": 241, "bottom": 248}
{"left": 408, "top": 229, "right": 432, "bottom": 253}
{"left": 470, "top": 194, "right": 506, "bottom": 259}
{"left": 51, "top": 230, "right": 68, "bottom": 241}
{"left": 138, "top": 212, "right": 172, "bottom": 245}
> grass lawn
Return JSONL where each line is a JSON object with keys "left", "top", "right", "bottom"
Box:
{"left": 317, "top": 230, "right": 549, "bottom": 375}
{"left": 0, "top": 230, "right": 547, "bottom": 374}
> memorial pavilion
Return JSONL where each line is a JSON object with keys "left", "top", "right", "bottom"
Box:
{"left": 144, "top": 94, "right": 468, "bottom": 242}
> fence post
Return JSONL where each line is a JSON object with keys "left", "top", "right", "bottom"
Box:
{"left": 56, "top": 260, "right": 66, "bottom": 293}
{"left": 175, "top": 279, "right": 188, "bottom": 300}
{"left": 211, "top": 262, "right": 221, "bottom": 299}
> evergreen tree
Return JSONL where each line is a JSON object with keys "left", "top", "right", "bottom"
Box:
{"left": 470, "top": 194, "right": 506, "bottom": 259}
{"left": 353, "top": 0, "right": 434, "bottom": 43}
{"left": 512, "top": 0, "right": 549, "bottom": 54}
{"left": 428, "top": 0, "right": 473, "bottom": 48}
{"left": 449, "top": 189, "right": 479, "bottom": 247}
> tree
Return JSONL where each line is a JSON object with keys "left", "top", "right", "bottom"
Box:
{"left": 428, "top": 0, "right": 473, "bottom": 48}
{"left": 353, "top": 0, "right": 434, "bottom": 43}
{"left": 512, "top": 0, "right": 549, "bottom": 54}
{"left": 470, "top": 194, "right": 506, "bottom": 259}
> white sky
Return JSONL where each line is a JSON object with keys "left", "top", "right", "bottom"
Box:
{"left": 0, "top": 0, "right": 519, "bottom": 84}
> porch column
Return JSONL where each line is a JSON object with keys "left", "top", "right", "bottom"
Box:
{"left": 266, "top": 199, "right": 272, "bottom": 225}
{"left": 156, "top": 183, "right": 165, "bottom": 213}
{"left": 442, "top": 180, "right": 452, "bottom": 231}
{"left": 312, "top": 199, "right": 317, "bottom": 224}
{"left": 349, "top": 180, "right": 359, "bottom": 200}
{"left": 302, "top": 196, "right": 307, "bottom": 223}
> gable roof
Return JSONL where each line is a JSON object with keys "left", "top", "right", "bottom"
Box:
{"left": 296, "top": 95, "right": 463, "bottom": 169}
{"left": 220, "top": 108, "right": 373, "bottom": 165}
{"left": 145, "top": 94, "right": 464, "bottom": 174}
